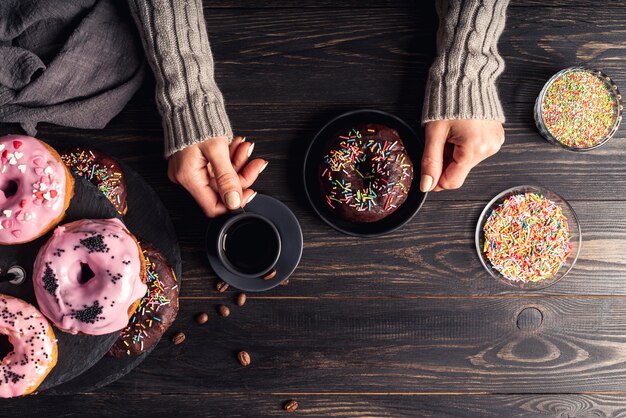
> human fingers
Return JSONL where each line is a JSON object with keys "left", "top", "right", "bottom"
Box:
{"left": 421, "top": 121, "right": 449, "bottom": 192}
{"left": 201, "top": 138, "right": 244, "bottom": 210}
{"left": 232, "top": 141, "right": 255, "bottom": 172}
{"left": 229, "top": 136, "right": 246, "bottom": 159}
{"left": 238, "top": 159, "right": 268, "bottom": 189}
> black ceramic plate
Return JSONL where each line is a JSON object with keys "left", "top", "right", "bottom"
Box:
{"left": 303, "top": 109, "right": 427, "bottom": 237}
{"left": 0, "top": 137, "right": 181, "bottom": 395}
{"left": 206, "top": 194, "right": 302, "bottom": 292}
{"left": 48, "top": 159, "right": 181, "bottom": 394}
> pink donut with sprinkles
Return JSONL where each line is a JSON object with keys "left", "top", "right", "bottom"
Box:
{"left": 33, "top": 218, "right": 147, "bottom": 336}
{"left": 0, "top": 294, "right": 57, "bottom": 398}
{"left": 0, "top": 135, "right": 74, "bottom": 244}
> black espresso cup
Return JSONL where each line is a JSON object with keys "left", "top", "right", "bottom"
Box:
{"left": 216, "top": 213, "right": 281, "bottom": 279}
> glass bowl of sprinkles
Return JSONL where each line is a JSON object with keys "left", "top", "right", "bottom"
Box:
{"left": 534, "top": 66, "right": 623, "bottom": 151}
{"left": 475, "top": 185, "right": 582, "bottom": 290}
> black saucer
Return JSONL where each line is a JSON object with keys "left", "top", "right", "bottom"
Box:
{"left": 206, "top": 194, "right": 303, "bottom": 292}
{"left": 303, "top": 109, "right": 427, "bottom": 237}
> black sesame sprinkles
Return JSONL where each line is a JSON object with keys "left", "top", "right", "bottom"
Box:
{"left": 42, "top": 263, "right": 58, "bottom": 297}
{"left": 69, "top": 301, "right": 104, "bottom": 324}
{"left": 79, "top": 234, "right": 110, "bottom": 254}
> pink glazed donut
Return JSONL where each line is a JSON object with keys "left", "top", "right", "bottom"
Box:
{"left": 33, "top": 218, "right": 147, "bottom": 336}
{"left": 0, "top": 294, "right": 57, "bottom": 398}
{"left": 0, "top": 135, "right": 74, "bottom": 244}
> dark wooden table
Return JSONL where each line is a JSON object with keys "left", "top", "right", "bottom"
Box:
{"left": 3, "top": 0, "right": 626, "bottom": 416}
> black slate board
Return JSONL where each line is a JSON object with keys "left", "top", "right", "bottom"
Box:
{"left": 0, "top": 176, "right": 121, "bottom": 392}
{"left": 47, "top": 158, "right": 181, "bottom": 394}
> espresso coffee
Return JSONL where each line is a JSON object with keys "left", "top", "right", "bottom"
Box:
{"left": 222, "top": 217, "right": 279, "bottom": 275}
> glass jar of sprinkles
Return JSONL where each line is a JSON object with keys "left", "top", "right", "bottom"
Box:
{"left": 534, "top": 66, "right": 623, "bottom": 151}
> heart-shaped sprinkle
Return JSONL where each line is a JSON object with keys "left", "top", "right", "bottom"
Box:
{"left": 20, "top": 199, "right": 27, "bottom": 208}
{"left": 34, "top": 167, "right": 43, "bottom": 176}
{"left": 49, "top": 190, "right": 58, "bottom": 198}
{"left": 32, "top": 156, "right": 43, "bottom": 166}
{"left": 14, "top": 152, "right": 23, "bottom": 160}
{"left": 2, "top": 220, "right": 13, "bottom": 229}
{"left": 39, "top": 183, "right": 47, "bottom": 191}
{"left": 8, "top": 157, "right": 17, "bottom": 165}
{"left": 44, "top": 166, "right": 53, "bottom": 175}
{"left": 43, "top": 192, "right": 51, "bottom": 200}
{"left": 0, "top": 144, "right": 4, "bottom": 151}
{"left": 3, "top": 210, "right": 11, "bottom": 217}
{"left": 13, "top": 141, "right": 22, "bottom": 149}
{"left": 12, "top": 230, "right": 21, "bottom": 238}
{"left": 17, "top": 165, "right": 25, "bottom": 173}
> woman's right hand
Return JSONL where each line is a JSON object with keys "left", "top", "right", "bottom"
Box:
{"left": 168, "top": 136, "right": 268, "bottom": 217}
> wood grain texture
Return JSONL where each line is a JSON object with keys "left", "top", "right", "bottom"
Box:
{"left": 174, "top": 200, "right": 626, "bottom": 297}
{"left": 5, "top": 393, "right": 626, "bottom": 417}
{"left": 52, "top": 297, "right": 626, "bottom": 394}
{"left": 1, "top": 0, "right": 626, "bottom": 415}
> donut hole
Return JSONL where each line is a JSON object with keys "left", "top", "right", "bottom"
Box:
{"left": 355, "top": 161, "right": 375, "bottom": 187}
{"left": 0, "top": 179, "right": 18, "bottom": 199}
{"left": 0, "top": 334, "right": 14, "bottom": 360}
{"left": 78, "top": 262, "right": 96, "bottom": 284}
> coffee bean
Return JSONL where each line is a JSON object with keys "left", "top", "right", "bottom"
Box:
{"left": 283, "top": 400, "right": 298, "bottom": 412}
{"left": 236, "top": 293, "right": 247, "bottom": 307}
{"left": 217, "top": 304, "right": 230, "bottom": 317}
{"left": 216, "top": 280, "right": 229, "bottom": 293}
{"left": 263, "top": 269, "right": 277, "bottom": 280}
{"left": 237, "top": 350, "right": 251, "bottom": 366}
{"left": 171, "top": 331, "right": 185, "bottom": 345}
{"left": 195, "top": 312, "right": 209, "bottom": 325}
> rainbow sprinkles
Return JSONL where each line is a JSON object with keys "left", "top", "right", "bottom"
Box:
{"left": 483, "top": 193, "right": 572, "bottom": 283}
{"left": 320, "top": 127, "right": 412, "bottom": 214}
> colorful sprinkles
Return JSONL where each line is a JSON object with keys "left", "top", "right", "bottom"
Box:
{"left": 117, "top": 250, "right": 175, "bottom": 355}
{"left": 320, "top": 127, "right": 412, "bottom": 213}
{"left": 483, "top": 193, "right": 572, "bottom": 283}
{"left": 61, "top": 149, "right": 126, "bottom": 214}
{"left": 541, "top": 69, "right": 621, "bottom": 148}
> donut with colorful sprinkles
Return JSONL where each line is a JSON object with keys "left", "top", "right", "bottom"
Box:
{"left": 108, "top": 242, "right": 179, "bottom": 357}
{"left": 318, "top": 124, "right": 414, "bottom": 223}
{"left": 0, "top": 294, "right": 57, "bottom": 398}
{"left": 61, "top": 147, "right": 128, "bottom": 216}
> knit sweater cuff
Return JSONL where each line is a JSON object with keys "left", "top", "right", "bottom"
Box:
{"left": 421, "top": 0, "right": 509, "bottom": 125}
{"left": 163, "top": 98, "right": 233, "bottom": 157}
{"left": 422, "top": 78, "right": 505, "bottom": 124}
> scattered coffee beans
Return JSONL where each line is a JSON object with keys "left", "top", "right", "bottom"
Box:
{"left": 216, "top": 281, "right": 229, "bottom": 293}
{"left": 237, "top": 350, "right": 251, "bottom": 366}
{"left": 217, "top": 304, "right": 230, "bottom": 317}
{"left": 172, "top": 331, "right": 185, "bottom": 345}
{"left": 283, "top": 400, "right": 298, "bottom": 412}
{"left": 195, "top": 312, "right": 209, "bottom": 325}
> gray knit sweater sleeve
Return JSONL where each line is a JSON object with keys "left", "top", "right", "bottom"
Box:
{"left": 128, "top": 0, "right": 233, "bottom": 157}
{"left": 422, "top": 0, "right": 509, "bottom": 124}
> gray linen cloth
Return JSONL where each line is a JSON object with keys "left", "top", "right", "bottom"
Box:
{"left": 0, "top": 0, "right": 145, "bottom": 135}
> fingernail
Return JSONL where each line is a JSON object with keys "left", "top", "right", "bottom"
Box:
{"left": 225, "top": 191, "right": 241, "bottom": 209}
{"left": 420, "top": 175, "right": 433, "bottom": 192}
{"left": 259, "top": 160, "right": 269, "bottom": 173}
{"left": 247, "top": 142, "right": 255, "bottom": 157}
{"left": 241, "top": 136, "right": 246, "bottom": 142}
{"left": 246, "top": 191, "right": 258, "bottom": 205}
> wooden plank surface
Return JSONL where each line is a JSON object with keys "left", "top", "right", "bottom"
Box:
{"left": 5, "top": 393, "right": 626, "bottom": 417}
{"left": 2, "top": 0, "right": 626, "bottom": 416}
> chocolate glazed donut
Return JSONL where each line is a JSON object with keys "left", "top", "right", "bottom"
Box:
{"left": 319, "top": 124, "right": 414, "bottom": 223}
